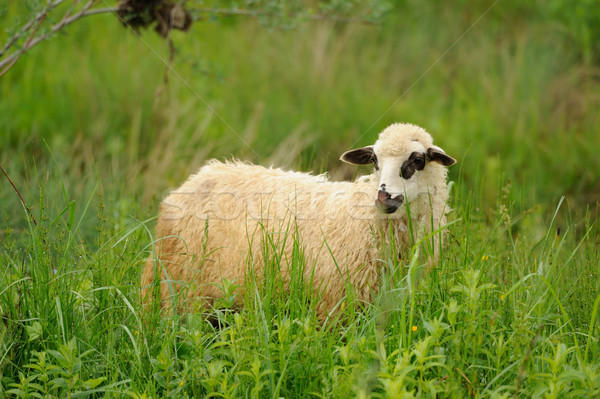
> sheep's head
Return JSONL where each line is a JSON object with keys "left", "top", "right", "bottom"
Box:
{"left": 341, "top": 123, "right": 456, "bottom": 214}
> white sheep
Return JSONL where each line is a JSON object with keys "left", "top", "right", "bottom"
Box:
{"left": 141, "top": 123, "right": 456, "bottom": 319}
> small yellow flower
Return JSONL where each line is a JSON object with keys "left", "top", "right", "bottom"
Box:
{"left": 482, "top": 255, "right": 490, "bottom": 261}
{"left": 411, "top": 326, "right": 418, "bottom": 332}
{"left": 179, "top": 381, "right": 184, "bottom": 386}
{"left": 500, "top": 294, "right": 505, "bottom": 301}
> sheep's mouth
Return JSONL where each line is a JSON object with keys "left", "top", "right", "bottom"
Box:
{"left": 375, "top": 192, "right": 404, "bottom": 214}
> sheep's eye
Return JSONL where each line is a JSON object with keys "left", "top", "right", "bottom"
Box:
{"left": 414, "top": 157, "right": 425, "bottom": 166}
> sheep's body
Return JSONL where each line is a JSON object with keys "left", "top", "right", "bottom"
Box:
{"left": 141, "top": 123, "right": 455, "bottom": 318}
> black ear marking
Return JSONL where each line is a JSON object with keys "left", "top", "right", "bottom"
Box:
{"left": 340, "top": 146, "right": 377, "bottom": 166}
{"left": 427, "top": 147, "right": 456, "bottom": 166}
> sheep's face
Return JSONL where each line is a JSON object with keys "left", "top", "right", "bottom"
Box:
{"left": 340, "top": 124, "right": 456, "bottom": 214}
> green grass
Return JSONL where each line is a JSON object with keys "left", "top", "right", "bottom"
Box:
{"left": 1, "top": 166, "right": 599, "bottom": 397}
{"left": 1, "top": 1, "right": 600, "bottom": 397}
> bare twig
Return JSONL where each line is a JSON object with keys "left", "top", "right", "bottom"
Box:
{"left": 305, "top": 14, "right": 377, "bottom": 24}
{"left": 0, "top": 165, "right": 38, "bottom": 228}
{"left": 0, "top": 1, "right": 116, "bottom": 76}
{"left": 189, "top": 7, "right": 377, "bottom": 25}
{"left": 79, "top": 6, "right": 117, "bottom": 17}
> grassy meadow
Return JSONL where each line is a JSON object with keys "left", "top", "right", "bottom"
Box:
{"left": 1, "top": 1, "right": 600, "bottom": 397}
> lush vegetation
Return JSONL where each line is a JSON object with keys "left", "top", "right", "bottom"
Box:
{"left": 1, "top": 0, "right": 599, "bottom": 397}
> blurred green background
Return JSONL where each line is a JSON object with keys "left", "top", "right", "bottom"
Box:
{"left": 1, "top": 0, "right": 599, "bottom": 234}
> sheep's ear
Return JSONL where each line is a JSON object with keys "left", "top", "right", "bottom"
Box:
{"left": 340, "top": 146, "right": 376, "bottom": 166}
{"left": 427, "top": 146, "right": 456, "bottom": 166}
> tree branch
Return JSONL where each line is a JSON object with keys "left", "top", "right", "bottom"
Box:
{"left": 0, "top": 2, "right": 379, "bottom": 76}
{"left": 0, "top": 1, "right": 116, "bottom": 76}
{"left": 0, "top": 0, "right": 66, "bottom": 59}
{"left": 189, "top": 7, "right": 377, "bottom": 25}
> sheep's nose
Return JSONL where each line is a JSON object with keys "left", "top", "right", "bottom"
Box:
{"left": 376, "top": 190, "right": 404, "bottom": 214}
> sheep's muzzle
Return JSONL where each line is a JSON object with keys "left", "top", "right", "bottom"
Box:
{"left": 376, "top": 190, "right": 404, "bottom": 214}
